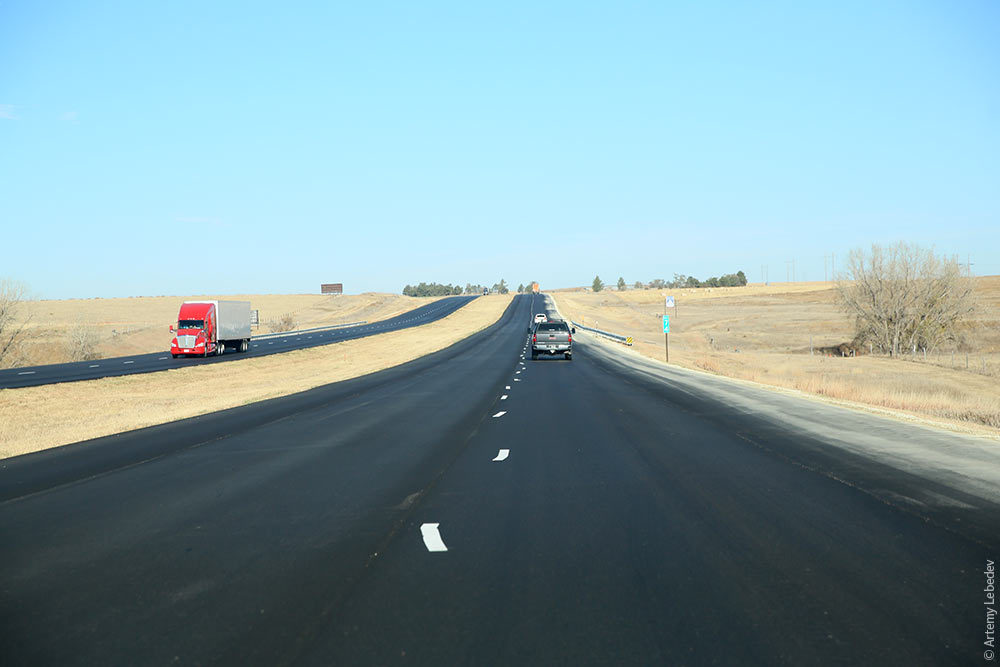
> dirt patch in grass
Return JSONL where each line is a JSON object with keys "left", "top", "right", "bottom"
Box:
{"left": 0, "top": 295, "right": 511, "bottom": 459}
{"left": 552, "top": 278, "right": 1000, "bottom": 434}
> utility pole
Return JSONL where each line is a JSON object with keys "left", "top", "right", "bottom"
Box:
{"left": 823, "top": 255, "right": 830, "bottom": 283}
{"left": 793, "top": 258, "right": 796, "bottom": 283}
{"left": 786, "top": 261, "right": 792, "bottom": 283}
{"left": 831, "top": 252, "right": 835, "bottom": 281}
{"left": 967, "top": 255, "right": 974, "bottom": 277}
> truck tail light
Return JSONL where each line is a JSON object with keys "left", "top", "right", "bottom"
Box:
{"left": 532, "top": 334, "right": 536, "bottom": 343}
{"left": 568, "top": 334, "right": 572, "bottom": 343}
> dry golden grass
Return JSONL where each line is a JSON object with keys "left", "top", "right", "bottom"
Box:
{"left": 0, "top": 295, "right": 512, "bottom": 459}
{"left": 552, "top": 277, "right": 1000, "bottom": 433}
{"left": 7, "top": 292, "right": 443, "bottom": 367}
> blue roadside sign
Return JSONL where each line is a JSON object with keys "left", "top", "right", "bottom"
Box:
{"left": 662, "top": 315, "right": 670, "bottom": 333}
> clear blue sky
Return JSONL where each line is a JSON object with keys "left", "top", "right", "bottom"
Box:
{"left": 2, "top": 1, "right": 997, "bottom": 298}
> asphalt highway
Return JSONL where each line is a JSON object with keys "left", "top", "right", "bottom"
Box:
{"left": 0, "top": 295, "right": 477, "bottom": 389}
{"left": 1, "top": 293, "right": 997, "bottom": 665}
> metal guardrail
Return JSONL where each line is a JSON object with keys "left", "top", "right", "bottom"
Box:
{"left": 570, "top": 321, "right": 633, "bottom": 346}
{"left": 252, "top": 321, "right": 367, "bottom": 340}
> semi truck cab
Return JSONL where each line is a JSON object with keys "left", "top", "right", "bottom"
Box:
{"left": 171, "top": 302, "right": 218, "bottom": 357}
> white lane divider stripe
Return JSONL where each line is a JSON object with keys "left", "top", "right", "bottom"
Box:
{"left": 420, "top": 523, "right": 448, "bottom": 552}
{"left": 514, "top": 378, "right": 521, "bottom": 382}
{"left": 505, "top": 385, "right": 510, "bottom": 390}
{"left": 89, "top": 364, "right": 99, "bottom": 368}
{"left": 123, "top": 361, "right": 134, "bottom": 364}
{"left": 493, "top": 449, "right": 510, "bottom": 462}
{"left": 17, "top": 371, "right": 35, "bottom": 375}
{"left": 492, "top": 411, "right": 506, "bottom": 418}
{"left": 158, "top": 357, "right": 168, "bottom": 360}
{"left": 501, "top": 394, "right": 508, "bottom": 400}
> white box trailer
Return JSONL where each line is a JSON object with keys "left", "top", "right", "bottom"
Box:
{"left": 212, "top": 300, "right": 252, "bottom": 342}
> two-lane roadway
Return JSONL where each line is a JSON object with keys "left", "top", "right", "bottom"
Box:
{"left": 0, "top": 295, "right": 476, "bottom": 389}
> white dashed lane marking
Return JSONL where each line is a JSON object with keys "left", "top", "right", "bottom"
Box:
{"left": 123, "top": 361, "right": 134, "bottom": 364}
{"left": 492, "top": 411, "right": 507, "bottom": 418}
{"left": 493, "top": 449, "right": 510, "bottom": 462}
{"left": 501, "top": 395, "right": 508, "bottom": 400}
{"left": 17, "top": 371, "right": 35, "bottom": 375}
{"left": 420, "top": 523, "right": 448, "bottom": 552}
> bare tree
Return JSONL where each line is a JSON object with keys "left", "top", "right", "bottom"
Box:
{"left": 66, "top": 322, "right": 101, "bottom": 361}
{"left": 0, "top": 279, "right": 31, "bottom": 367}
{"left": 837, "top": 243, "right": 975, "bottom": 356}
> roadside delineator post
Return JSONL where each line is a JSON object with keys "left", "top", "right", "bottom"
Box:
{"left": 663, "top": 315, "right": 670, "bottom": 363}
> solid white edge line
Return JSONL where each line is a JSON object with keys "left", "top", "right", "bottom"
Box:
{"left": 123, "top": 361, "right": 134, "bottom": 364}
{"left": 493, "top": 449, "right": 510, "bottom": 462}
{"left": 492, "top": 411, "right": 506, "bottom": 418}
{"left": 420, "top": 523, "right": 448, "bottom": 552}
{"left": 17, "top": 371, "right": 35, "bottom": 375}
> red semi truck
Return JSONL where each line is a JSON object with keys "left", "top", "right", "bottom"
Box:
{"left": 170, "top": 300, "right": 252, "bottom": 358}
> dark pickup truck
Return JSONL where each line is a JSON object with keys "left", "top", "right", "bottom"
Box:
{"left": 530, "top": 320, "right": 574, "bottom": 360}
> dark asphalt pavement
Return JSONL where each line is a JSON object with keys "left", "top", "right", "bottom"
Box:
{"left": 0, "top": 293, "right": 995, "bottom": 665}
{"left": 0, "top": 295, "right": 477, "bottom": 389}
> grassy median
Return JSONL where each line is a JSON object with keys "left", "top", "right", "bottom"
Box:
{"left": 0, "top": 295, "right": 512, "bottom": 459}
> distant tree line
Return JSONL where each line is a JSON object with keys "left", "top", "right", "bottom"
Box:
{"left": 595, "top": 271, "right": 748, "bottom": 291}
{"left": 403, "top": 280, "right": 510, "bottom": 296}
{"left": 403, "top": 283, "right": 464, "bottom": 297}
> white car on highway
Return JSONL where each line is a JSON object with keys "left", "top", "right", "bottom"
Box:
{"left": 533, "top": 313, "right": 547, "bottom": 324}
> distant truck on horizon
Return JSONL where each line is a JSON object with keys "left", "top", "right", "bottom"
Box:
{"left": 531, "top": 282, "right": 540, "bottom": 294}
{"left": 170, "top": 300, "right": 252, "bottom": 358}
